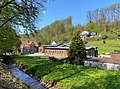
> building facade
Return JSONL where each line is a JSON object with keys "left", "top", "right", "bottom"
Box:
{"left": 39, "top": 42, "right": 98, "bottom": 58}
{"left": 20, "top": 41, "right": 39, "bottom": 54}
{"left": 44, "top": 47, "right": 69, "bottom": 58}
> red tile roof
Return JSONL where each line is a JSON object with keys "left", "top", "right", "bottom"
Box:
{"left": 22, "top": 41, "right": 39, "bottom": 47}
{"left": 22, "top": 41, "right": 30, "bottom": 47}
{"left": 33, "top": 42, "right": 39, "bottom": 47}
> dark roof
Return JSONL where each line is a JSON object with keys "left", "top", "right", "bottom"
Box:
{"left": 43, "top": 44, "right": 97, "bottom": 50}
{"left": 90, "top": 32, "right": 97, "bottom": 36}
{"left": 41, "top": 44, "right": 61, "bottom": 47}
{"left": 80, "top": 31, "right": 90, "bottom": 36}
{"left": 85, "top": 44, "right": 97, "bottom": 49}
{"left": 51, "top": 41, "right": 62, "bottom": 45}
{"left": 45, "top": 46, "right": 69, "bottom": 50}
{"left": 41, "top": 45, "right": 57, "bottom": 47}
{"left": 63, "top": 43, "right": 70, "bottom": 47}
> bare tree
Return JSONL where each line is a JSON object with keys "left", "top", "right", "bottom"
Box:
{"left": 86, "top": 3, "right": 120, "bottom": 32}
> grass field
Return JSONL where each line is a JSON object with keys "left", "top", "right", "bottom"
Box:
{"left": 14, "top": 56, "right": 120, "bottom": 89}
{"left": 88, "top": 40, "right": 120, "bottom": 54}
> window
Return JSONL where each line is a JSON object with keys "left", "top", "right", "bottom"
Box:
{"left": 40, "top": 49, "right": 42, "bottom": 52}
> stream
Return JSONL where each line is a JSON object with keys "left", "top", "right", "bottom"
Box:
{"left": 6, "top": 64, "right": 46, "bottom": 89}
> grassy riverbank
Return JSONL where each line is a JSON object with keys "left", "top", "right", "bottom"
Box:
{"left": 88, "top": 40, "right": 120, "bottom": 54}
{"left": 14, "top": 56, "right": 120, "bottom": 89}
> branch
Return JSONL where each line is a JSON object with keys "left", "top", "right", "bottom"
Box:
{"left": 0, "top": 0, "right": 15, "bottom": 9}
{"left": 0, "top": 0, "right": 15, "bottom": 14}
{"left": 22, "top": 0, "right": 29, "bottom": 5}
{"left": 11, "top": 2, "right": 29, "bottom": 9}
{"left": 0, "top": 16, "right": 15, "bottom": 28}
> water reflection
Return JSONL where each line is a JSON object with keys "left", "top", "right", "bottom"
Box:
{"left": 6, "top": 64, "right": 46, "bottom": 89}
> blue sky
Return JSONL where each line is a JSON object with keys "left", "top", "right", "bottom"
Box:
{"left": 37, "top": 0, "right": 120, "bottom": 29}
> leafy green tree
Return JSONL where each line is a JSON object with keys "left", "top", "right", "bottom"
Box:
{"left": 68, "top": 31, "right": 87, "bottom": 65}
{"left": 0, "top": 24, "right": 20, "bottom": 55}
{"left": 0, "top": 0, "right": 46, "bottom": 33}
{"left": 85, "top": 21, "right": 95, "bottom": 32}
{"left": 38, "top": 42, "right": 41, "bottom": 47}
{"left": 117, "top": 32, "right": 120, "bottom": 39}
{"left": 31, "top": 16, "right": 73, "bottom": 44}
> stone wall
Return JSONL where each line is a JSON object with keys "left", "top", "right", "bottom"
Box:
{"left": 84, "top": 60, "right": 120, "bottom": 71}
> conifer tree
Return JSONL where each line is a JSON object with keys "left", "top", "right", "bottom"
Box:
{"left": 68, "top": 31, "right": 87, "bottom": 64}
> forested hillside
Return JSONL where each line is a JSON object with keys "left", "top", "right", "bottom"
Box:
{"left": 21, "top": 16, "right": 84, "bottom": 44}
{"left": 21, "top": 3, "right": 120, "bottom": 44}
{"left": 86, "top": 3, "right": 120, "bottom": 39}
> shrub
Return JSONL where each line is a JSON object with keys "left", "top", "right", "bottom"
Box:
{"left": 1, "top": 55, "right": 14, "bottom": 64}
{"left": 68, "top": 31, "right": 87, "bottom": 65}
{"left": 117, "top": 32, "right": 120, "bottom": 39}
{"left": 101, "top": 34, "right": 108, "bottom": 40}
{"left": 117, "top": 33, "right": 120, "bottom": 37}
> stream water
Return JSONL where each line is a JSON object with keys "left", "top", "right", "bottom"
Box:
{"left": 6, "top": 64, "right": 46, "bottom": 89}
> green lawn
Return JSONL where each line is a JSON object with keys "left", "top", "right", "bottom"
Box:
{"left": 88, "top": 40, "right": 120, "bottom": 54}
{"left": 14, "top": 56, "right": 120, "bottom": 89}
